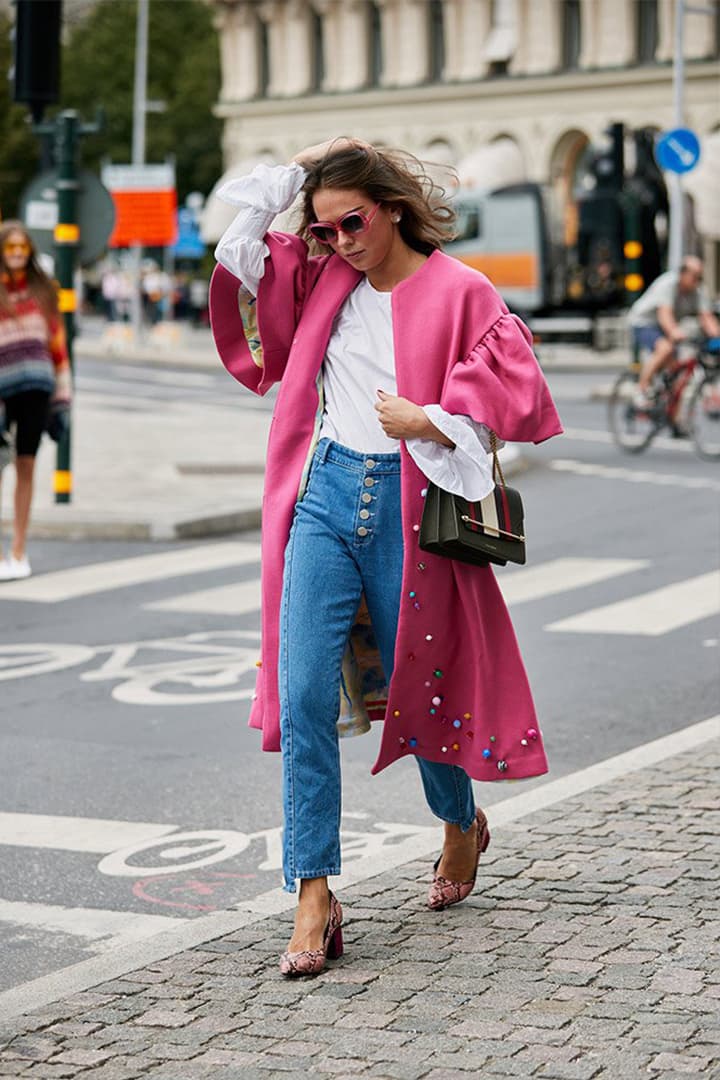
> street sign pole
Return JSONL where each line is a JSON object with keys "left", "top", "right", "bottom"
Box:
{"left": 668, "top": 0, "right": 685, "bottom": 273}
{"left": 53, "top": 112, "right": 79, "bottom": 504}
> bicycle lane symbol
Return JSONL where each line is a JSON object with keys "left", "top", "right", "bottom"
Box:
{"left": 113, "top": 819, "right": 436, "bottom": 913}
{"left": 0, "top": 630, "right": 262, "bottom": 705}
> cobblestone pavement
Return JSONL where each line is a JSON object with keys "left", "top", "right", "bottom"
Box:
{"left": 1, "top": 740, "right": 718, "bottom": 1080}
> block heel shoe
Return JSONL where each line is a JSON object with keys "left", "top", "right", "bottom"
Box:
{"left": 279, "top": 892, "right": 344, "bottom": 977}
{"left": 427, "top": 809, "right": 491, "bottom": 911}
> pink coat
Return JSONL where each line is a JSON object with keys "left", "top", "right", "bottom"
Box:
{"left": 210, "top": 235, "right": 563, "bottom": 782}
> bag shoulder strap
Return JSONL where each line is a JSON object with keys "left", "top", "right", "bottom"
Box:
{"left": 490, "top": 431, "right": 506, "bottom": 489}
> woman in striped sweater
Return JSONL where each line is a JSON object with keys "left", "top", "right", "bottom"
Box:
{"left": 0, "top": 221, "right": 71, "bottom": 580}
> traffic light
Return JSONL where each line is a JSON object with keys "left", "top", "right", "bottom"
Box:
{"left": 13, "top": 0, "right": 62, "bottom": 122}
{"left": 591, "top": 122, "right": 625, "bottom": 193}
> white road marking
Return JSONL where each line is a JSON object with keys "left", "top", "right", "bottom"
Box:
{"left": 0, "top": 541, "right": 261, "bottom": 603}
{"left": 0, "top": 900, "right": 184, "bottom": 942}
{"left": 145, "top": 578, "right": 262, "bottom": 616}
{"left": 0, "top": 713, "right": 717, "bottom": 1021}
{"left": 498, "top": 557, "right": 648, "bottom": 606}
{"left": 0, "top": 813, "right": 176, "bottom": 853}
{"left": 146, "top": 558, "right": 647, "bottom": 618}
{"left": 550, "top": 458, "right": 720, "bottom": 492}
{"left": 561, "top": 425, "right": 693, "bottom": 453}
{"left": 0, "top": 813, "right": 434, "bottom": 878}
{"left": 546, "top": 570, "right": 720, "bottom": 636}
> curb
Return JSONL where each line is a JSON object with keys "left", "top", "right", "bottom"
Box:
{"left": 28, "top": 506, "right": 263, "bottom": 544}
{"left": 26, "top": 450, "right": 527, "bottom": 544}
{"left": 75, "top": 338, "right": 219, "bottom": 374}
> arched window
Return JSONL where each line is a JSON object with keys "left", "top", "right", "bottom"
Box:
{"left": 636, "top": 0, "right": 658, "bottom": 64}
{"left": 369, "top": 2, "right": 383, "bottom": 86}
{"left": 561, "top": 0, "right": 581, "bottom": 71}
{"left": 429, "top": 0, "right": 445, "bottom": 82}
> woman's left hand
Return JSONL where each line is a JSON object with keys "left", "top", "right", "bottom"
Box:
{"left": 374, "top": 390, "right": 455, "bottom": 447}
{"left": 374, "top": 390, "right": 429, "bottom": 440}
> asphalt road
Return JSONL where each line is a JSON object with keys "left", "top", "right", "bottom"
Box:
{"left": 0, "top": 363, "right": 718, "bottom": 994}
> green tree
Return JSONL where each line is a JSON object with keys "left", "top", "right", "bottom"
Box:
{"left": 59, "top": 0, "right": 222, "bottom": 202}
{"left": 0, "top": 12, "right": 41, "bottom": 220}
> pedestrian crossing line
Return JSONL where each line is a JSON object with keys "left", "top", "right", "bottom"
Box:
{"left": 497, "top": 557, "right": 648, "bottom": 606}
{"left": 0, "top": 813, "right": 177, "bottom": 853}
{"left": 546, "top": 570, "right": 720, "bottom": 636}
{"left": 550, "top": 458, "right": 720, "bottom": 492}
{"left": 144, "top": 558, "right": 648, "bottom": 618}
{"left": 145, "top": 577, "right": 261, "bottom": 616}
{"left": 0, "top": 541, "right": 262, "bottom": 603}
{"left": 0, "top": 900, "right": 185, "bottom": 942}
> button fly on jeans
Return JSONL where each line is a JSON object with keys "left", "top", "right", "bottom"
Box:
{"left": 357, "top": 526, "right": 369, "bottom": 537}
{"left": 364, "top": 477, "right": 375, "bottom": 487}
{"left": 359, "top": 509, "right": 370, "bottom": 520}
{"left": 365, "top": 458, "right": 376, "bottom": 469}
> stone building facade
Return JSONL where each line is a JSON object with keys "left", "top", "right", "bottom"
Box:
{"left": 206, "top": 0, "right": 719, "bottom": 284}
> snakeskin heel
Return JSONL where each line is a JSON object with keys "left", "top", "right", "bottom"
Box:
{"left": 427, "top": 809, "right": 490, "bottom": 911}
{"left": 279, "top": 892, "right": 344, "bottom": 977}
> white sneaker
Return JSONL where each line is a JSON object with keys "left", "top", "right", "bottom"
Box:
{"left": 0, "top": 555, "right": 32, "bottom": 580}
{"left": 633, "top": 390, "right": 653, "bottom": 411}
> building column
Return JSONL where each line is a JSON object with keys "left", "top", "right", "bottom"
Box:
{"left": 214, "top": 1, "right": 261, "bottom": 102}
{"left": 377, "top": 0, "right": 431, "bottom": 86}
{"left": 256, "top": 0, "right": 314, "bottom": 97}
{"left": 579, "top": 0, "right": 635, "bottom": 69}
{"left": 444, "top": 0, "right": 492, "bottom": 82}
{"left": 511, "top": 0, "right": 561, "bottom": 75}
{"left": 316, "top": 0, "right": 372, "bottom": 92}
{"left": 657, "top": 0, "right": 717, "bottom": 64}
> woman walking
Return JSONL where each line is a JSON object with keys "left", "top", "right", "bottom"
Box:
{"left": 0, "top": 222, "right": 71, "bottom": 580}
{"left": 210, "top": 139, "right": 562, "bottom": 976}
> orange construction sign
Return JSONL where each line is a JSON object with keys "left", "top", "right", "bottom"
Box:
{"left": 101, "top": 164, "right": 177, "bottom": 248}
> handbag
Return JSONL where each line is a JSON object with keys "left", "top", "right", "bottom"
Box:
{"left": 419, "top": 432, "right": 526, "bottom": 567}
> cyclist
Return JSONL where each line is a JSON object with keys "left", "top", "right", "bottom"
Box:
{"left": 629, "top": 255, "right": 720, "bottom": 408}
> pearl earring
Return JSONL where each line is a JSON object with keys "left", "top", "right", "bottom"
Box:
{"left": 392, "top": 213, "right": 401, "bottom": 224}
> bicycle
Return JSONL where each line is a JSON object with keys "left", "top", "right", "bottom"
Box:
{"left": 608, "top": 337, "right": 720, "bottom": 459}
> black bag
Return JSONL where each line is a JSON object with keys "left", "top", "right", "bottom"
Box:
{"left": 419, "top": 433, "right": 526, "bottom": 567}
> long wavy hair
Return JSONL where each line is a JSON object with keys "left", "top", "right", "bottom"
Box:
{"left": 0, "top": 220, "right": 58, "bottom": 321}
{"left": 297, "top": 142, "right": 457, "bottom": 256}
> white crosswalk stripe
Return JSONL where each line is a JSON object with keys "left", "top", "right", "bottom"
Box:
{"left": 546, "top": 570, "right": 720, "bottom": 636}
{"left": 0, "top": 813, "right": 176, "bottom": 853}
{"left": 0, "top": 900, "right": 185, "bottom": 944}
{"left": 145, "top": 577, "right": 262, "bottom": 616}
{"left": 497, "top": 557, "right": 648, "bottom": 606}
{"left": 0, "top": 541, "right": 261, "bottom": 603}
{"left": 145, "top": 558, "right": 649, "bottom": 618}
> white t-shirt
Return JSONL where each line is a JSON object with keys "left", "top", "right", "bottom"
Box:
{"left": 214, "top": 162, "right": 496, "bottom": 500}
{"left": 629, "top": 270, "right": 712, "bottom": 328}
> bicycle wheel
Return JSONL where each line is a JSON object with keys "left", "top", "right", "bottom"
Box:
{"left": 689, "top": 369, "right": 720, "bottom": 460}
{"left": 608, "top": 371, "right": 660, "bottom": 453}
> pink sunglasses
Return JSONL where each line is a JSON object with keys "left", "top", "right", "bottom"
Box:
{"left": 308, "top": 202, "right": 381, "bottom": 245}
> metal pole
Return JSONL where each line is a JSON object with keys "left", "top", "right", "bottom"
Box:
{"left": 54, "top": 111, "right": 80, "bottom": 504}
{"left": 668, "top": 0, "right": 685, "bottom": 272}
{"left": 130, "top": 0, "right": 149, "bottom": 341}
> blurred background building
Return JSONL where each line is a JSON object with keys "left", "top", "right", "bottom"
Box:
{"left": 203, "top": 0, "right": 720, "bottom": 295}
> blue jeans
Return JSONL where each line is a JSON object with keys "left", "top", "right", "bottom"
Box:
{"left": 279, "top": 439, "right": 476, "bottom": 892}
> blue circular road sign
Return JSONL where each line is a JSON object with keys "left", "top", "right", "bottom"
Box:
{"left": 654, "top": 128, "right": 701, "bottom": 174}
